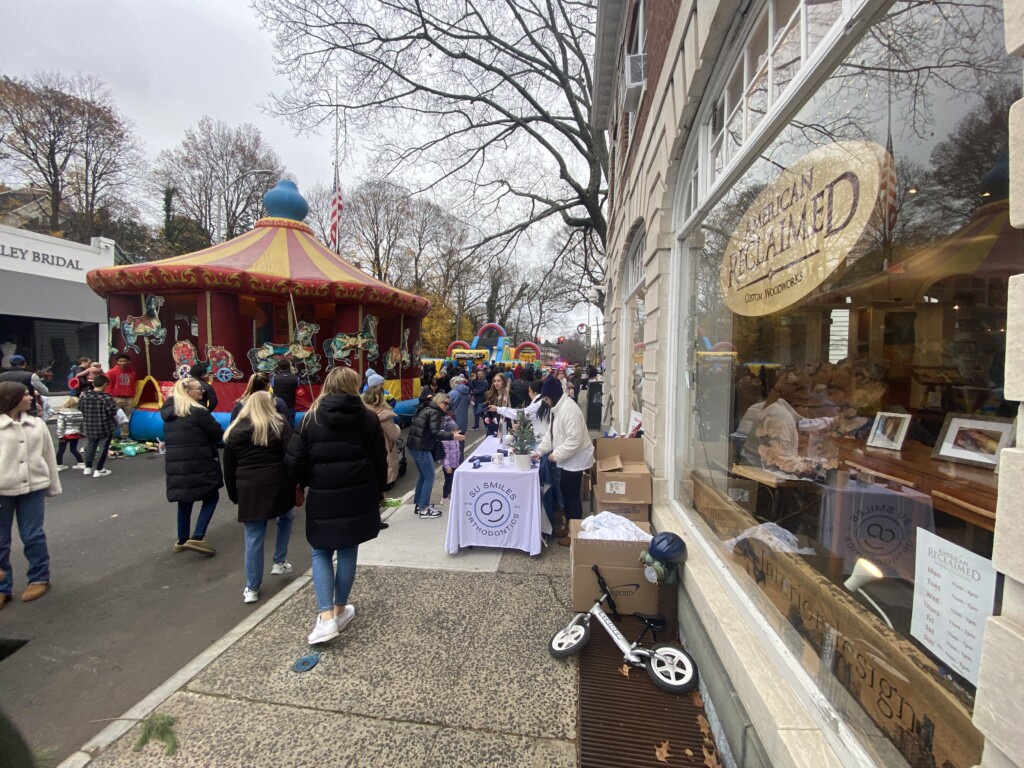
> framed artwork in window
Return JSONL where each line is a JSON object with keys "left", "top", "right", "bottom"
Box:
{"left": 932, "top": 413, "right": 1015, "bottom": 469}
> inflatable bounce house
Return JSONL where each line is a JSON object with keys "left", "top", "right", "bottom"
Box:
{"left": 447, "top": 323, "right": 541, "bottom": 366}
{"left": 86, "top": 180, "right": 430, "bottom": 439}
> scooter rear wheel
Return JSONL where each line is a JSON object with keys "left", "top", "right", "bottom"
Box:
{"left": 549, "top": 620, "right": 590, "bottom": 658}
{"left": 644, "top": 643, "right": 698, "bottom": 693}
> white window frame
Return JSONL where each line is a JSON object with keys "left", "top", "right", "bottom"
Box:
{"left": 678, "top": 0, "right": 890, "bottom": 236}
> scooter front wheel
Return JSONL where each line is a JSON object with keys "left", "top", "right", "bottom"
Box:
{"left": 644, "top": 643, "right": 698, "bottom": 694}
{"left": 549, "top": 619, "right": 591, "bottom": 658}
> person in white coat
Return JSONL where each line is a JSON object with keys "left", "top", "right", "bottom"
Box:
{"left": 488, "top": 379, "right": 547, "bottom": 441}
{"left": 0, "top": 381, "right": 61, "bottom": 608}
{"left": 533, "top": 375, "right": 594, "bottom": 546}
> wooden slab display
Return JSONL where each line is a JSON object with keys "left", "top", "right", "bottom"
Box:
{"left": 691, "top": 471, "right": 981, "bottom": 768}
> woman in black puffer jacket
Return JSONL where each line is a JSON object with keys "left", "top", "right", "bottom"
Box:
{"left": 223, "top": 391, "right": 296, "bottom": 605}
{"left": 161, "top": 377, "right": 224, "bottom": 556}
{"left": 286, "top": 366, "right": 387, "bottom": 646}
{"left": 406, "top": 392, "right": 464, "bottom": 519}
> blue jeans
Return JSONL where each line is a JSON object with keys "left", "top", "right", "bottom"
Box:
{"left": 0, "top": 489, "right": 50, "bottom": 596}
{"left": 409, "top": 447, "right": 435, "bottom": 509}
{"left": 311, "top": 545, "right": 359, "bottom": 612}
{"left": 243, "top": 509, "right": 295, "bottom": 590}
{"left": 177, "top": 492, "right": 219, "bottom": 542}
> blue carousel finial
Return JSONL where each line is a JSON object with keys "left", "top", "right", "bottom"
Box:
{"left": 263, "top": 179, "right": 309, "bottom": 222}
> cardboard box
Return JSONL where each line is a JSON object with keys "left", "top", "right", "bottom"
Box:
{"left": 592, "top": 437, "right": 652, "bottom": 505}
{"left": 726, "top": 477, "right": 760, "bottom": 517}
{"left": 570, "top": 519, "right": 657, "bottom": 614}
{"left": 590, "top": 502, "right": 650, "bottom": 523}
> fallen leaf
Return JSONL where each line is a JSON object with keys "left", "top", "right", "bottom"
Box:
{"left": 619, "top": 664, "right": 631, "bottom": 678}
{"left": 684, "top": 747, "right": 694, "bottom": 757}
{"left": 702, "top": 745, "right": 722, "bottom": 768}
{"left": 655, "top": 740, "right": 671, "bottom": 763}
{"left": 690, "top": 690, "right": 704, "bottom": 708}
{"left": 697, "top": 713, "right": 711, "bottom": 738}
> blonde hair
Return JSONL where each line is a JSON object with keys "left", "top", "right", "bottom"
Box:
{"left": 172, "top": 378, "right": 204, "bottom": 418}
{"left": 224, "top": 390, "right": 285, "bottom": 447}
{"left": 362, "top": 384, "right": 388, "bottom": 409}
{"left": 235, "top": 372, "right": 270, "bottom": 403}
{"left": 59, "top": 396, "right": 80, "bottom": 410}
{"left": 307, "top": 366, "right": 361, "bottom": 423}
{"left": 432, "top": 392, "right": 451, "bottom": 408}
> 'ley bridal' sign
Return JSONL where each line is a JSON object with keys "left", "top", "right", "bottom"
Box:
{"left": 910, "top": 529, "right": 996, "bottom": 685}
{"left": 719, "top": 141, "right": 885, "bottom": 316}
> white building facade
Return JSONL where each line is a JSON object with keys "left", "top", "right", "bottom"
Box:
{"left": 0, "top": 224, "right": 114, "bottom": 384}
{"left": 595, "top": 0, "right": 1024, "bottom": 766}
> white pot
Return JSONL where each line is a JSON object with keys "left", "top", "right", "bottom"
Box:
{"left": 513, "top": 453, "right": 532, "bottom": 471}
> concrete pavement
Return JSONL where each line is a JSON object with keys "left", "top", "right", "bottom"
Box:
{"left": 59, "top": 431, "right": 581, "bottom": 768}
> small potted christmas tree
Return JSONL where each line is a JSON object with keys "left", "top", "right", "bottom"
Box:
{"left": 511, "top": 410, "right": 536, "bottom": 471}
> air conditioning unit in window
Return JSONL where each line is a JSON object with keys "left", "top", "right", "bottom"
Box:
{"left": 620, "top": 53, "right": 647, "bottom": 113}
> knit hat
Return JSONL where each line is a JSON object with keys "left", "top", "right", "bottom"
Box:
{"left": 367, "top": 372, "right": 385, "bottom": 388}
{"left": 541, "top": 375, "right": 563, "bottom": 404}
{"left": 9, "top": 354, "right": 26, "bottom": 365}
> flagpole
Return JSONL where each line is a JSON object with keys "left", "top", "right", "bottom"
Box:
{"left": 333, "top": 85, "right": 342, "bottom": 256}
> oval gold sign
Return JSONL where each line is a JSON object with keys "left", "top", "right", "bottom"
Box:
{"left": 719, "top": 140, "right": 885, "bottom": 316}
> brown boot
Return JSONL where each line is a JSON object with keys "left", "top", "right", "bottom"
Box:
{"left": 21, "top": 582, "right": 49, "bottom": 602}
{"left": 552, "top": 508, "right": 569, "bottom": 539}
{"left": 557, "top": 535, "right": 571, "bottom": 547}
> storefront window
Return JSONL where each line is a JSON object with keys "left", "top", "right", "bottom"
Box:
{"left": 675, "top": 2, "right": 1017, "bottom": 766}
{"left": 623, "top": 232, "right": 646, "bottom": 433}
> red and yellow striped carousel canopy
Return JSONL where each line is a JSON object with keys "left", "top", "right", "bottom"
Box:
{"left": 87, "top": 217, "right": 431, "bottom": 317}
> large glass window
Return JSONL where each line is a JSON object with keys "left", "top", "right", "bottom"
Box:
{"left": 675, "top": 2, "right": 1017, "bottom": 766}
{"left": 705, "top": 0, "right": 845, "bottom": 189}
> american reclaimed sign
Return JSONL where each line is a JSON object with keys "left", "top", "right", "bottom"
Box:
{"left": 720, "top": 141, "right": 885, "bottom": 316}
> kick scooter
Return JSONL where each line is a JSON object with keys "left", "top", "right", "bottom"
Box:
{"left": 548, "top": 564, "right": 698, "bottom": 694}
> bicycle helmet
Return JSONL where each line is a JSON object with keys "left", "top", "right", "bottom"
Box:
{"left": 648, "top": 532, "right": 687, "bottom": 565}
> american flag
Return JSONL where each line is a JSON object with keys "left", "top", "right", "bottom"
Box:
{"left": 881, "top": 125, "right": 898, "bottom": 246}
{"left": 328, "top": 165, "right": 344, "bottom": 250}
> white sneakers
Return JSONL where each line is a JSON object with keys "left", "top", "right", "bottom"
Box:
{"left": 308, "top": 615, "right": 339, "bottom": 645}
{"left": 335, "top": 604, "right": 355, "bottom": 632}
{"left": 416, "top": 505, "right": 442, "bottom": 519}
{"left": 57, "top": 465, "right": 68, "bottom": 472}
{"left": 270, "top": 562, "right": 292, "bottom": 575}
{"left": 243, "top": 588, "right": 259, "bottom": 604}
{"left": 93, "top": 469, "right": 112, "bottom": 478}
{"left": 73, "top": 463, "right": 86, "bottom": 469}
{"left": 308, "top": 604, "right": 356, "bottom": 645}
{"left": 83, "top": 467, "right": 92, "bottom": 476}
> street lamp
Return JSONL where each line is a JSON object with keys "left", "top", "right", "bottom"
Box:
{"left": 216, "top": 169, "right": 274, "bottom": 243}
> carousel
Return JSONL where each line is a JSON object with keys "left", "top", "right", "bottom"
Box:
{"left": 86, "top": 180, "right": 430, "bottom": 438}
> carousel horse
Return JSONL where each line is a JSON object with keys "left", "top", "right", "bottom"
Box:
{"left": 323, "top": 314, "right": 380, "bottom": 370}
{"left": 411, "top": 336, "right": 423, "bottom": 368}
{"left": 248, "top": 320, "right": 323, "bottom": 377}
{"left": 108, "top": 317, "right": 120, "bottom": 357}
{"left": 383, "top": 328, "right": 412, "bottom": 374}
{"left": 120, "top": 295, "right": 167, "bottom": 354}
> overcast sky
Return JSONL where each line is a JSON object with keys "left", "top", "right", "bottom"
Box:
{"left": 5, "top": 0, "right": 344, "bottom": 198}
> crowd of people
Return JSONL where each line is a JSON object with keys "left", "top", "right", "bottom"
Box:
{"left": 0, "top": 353, "right": 603, "bottom": 643}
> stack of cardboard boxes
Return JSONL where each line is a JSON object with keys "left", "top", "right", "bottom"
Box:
{"left": 570, "top": 437, "right": 658, "bottom": 614}
{"left": 589, "top": 438, "right": 652, "bottom": 522}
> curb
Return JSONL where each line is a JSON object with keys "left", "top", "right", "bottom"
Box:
{"left": 56, "top": 572, "right": 312, "bottom": 768}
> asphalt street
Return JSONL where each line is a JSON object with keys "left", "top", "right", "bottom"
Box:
{"left": 0, "top": 424, "right": 423, "bottom": 764}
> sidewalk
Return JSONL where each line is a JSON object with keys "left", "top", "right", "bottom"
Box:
{"left": 59, "top": 444, "right": 578, "bottom": 767}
